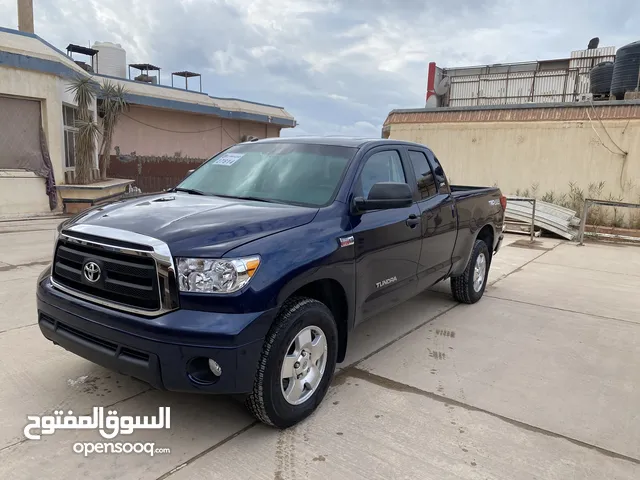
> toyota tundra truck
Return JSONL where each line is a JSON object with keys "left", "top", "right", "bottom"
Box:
{"left": 37, "top": 137, "right": 505, "bottom": 428}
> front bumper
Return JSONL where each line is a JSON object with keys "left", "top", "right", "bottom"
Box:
{"left": 37, "top": 275, "right": 276, "bottom": 394}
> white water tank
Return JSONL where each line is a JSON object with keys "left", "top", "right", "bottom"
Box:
{"left": 92, "top": 41, "right": 126, "bottom": 78}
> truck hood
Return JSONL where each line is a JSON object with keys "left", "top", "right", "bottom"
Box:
{"left": 65, "top": 192, "right": 319, "bottom": 257}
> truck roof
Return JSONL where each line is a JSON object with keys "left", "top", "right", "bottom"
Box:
{"left": 249, "top": 136, "right": 427, "bottom": 149}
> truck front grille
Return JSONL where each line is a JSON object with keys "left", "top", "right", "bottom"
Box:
{"left": 52, "top": 238, "right": 160, "bottom": 311}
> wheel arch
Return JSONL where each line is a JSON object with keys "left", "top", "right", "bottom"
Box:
{"left": 451, "top": 222, "right": 496, "bottom": 277}
{"left": 278, "top": 276, "right": 351, "bottom": 363}
{"left": 475, "top": 224, "right": 495, "bottom": 259}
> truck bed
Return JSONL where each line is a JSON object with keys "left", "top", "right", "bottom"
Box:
{"left": 450, "top": 184, "right": 500, "bottom": 199}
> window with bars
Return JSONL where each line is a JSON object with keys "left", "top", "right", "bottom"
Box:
{"left": 63, "top": 105, "right": 78, "bottom": 169}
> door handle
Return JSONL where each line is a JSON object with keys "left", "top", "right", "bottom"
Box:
{"left": 406, "top": 214, "right": 420, "bottom": 228}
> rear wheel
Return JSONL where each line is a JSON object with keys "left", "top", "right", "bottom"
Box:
{"left": 245, "top": 297, "right": 338, "bottom": 428}
{"left": 451, "top": 239, "right": 490, "bottom": 304}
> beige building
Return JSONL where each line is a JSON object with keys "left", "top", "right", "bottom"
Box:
{"left": 0, "top": 26, "right": 295, "bottom": 216}
{"left": 384, "top": 102, "right": 640, "bottom": 212}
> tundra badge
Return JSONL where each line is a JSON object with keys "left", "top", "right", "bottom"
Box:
{"left": 376, "top": 276, "right": 398, "bottom": 288}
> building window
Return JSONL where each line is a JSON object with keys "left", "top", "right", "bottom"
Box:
{"left": 63, "top": 105, "right": 77, "bottom": 169}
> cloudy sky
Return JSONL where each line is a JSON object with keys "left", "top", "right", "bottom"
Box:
{"left": 1, "top": 0, "right": 638, "bottom": 136}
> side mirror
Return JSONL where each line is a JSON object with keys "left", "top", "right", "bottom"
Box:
{"left": 352, "top": 182, "right": 413, "bottom": 213}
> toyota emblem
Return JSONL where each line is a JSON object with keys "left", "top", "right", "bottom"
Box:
{"left": 83, "top": 261, "right": 101, "bottom": 283}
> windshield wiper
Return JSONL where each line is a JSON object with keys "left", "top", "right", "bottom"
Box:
{"left": 172, "top": 187, "right": 206, "bottom": 195}
{"left": 212, "top": 193, "right": 286, "bottom": 205}
{"left": 236, "top": 196, "right": 284, "bottom": 204}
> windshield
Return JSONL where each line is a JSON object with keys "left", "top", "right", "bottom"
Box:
{"left": 177, "top": 142, "right": 356, "bottom": 207}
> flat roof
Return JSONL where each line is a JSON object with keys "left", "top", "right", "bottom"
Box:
{"left": 66, "top": 44, "right": 98, "bottom": 56}
{"left": 173, "top": 71, "right": 200, "bottom": 78}
{"left": 129, "top": 63, "right": 160, "bottom": 71}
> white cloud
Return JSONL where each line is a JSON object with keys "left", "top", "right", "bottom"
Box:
{"left": 209, "top": 46, "right": 248, "bottom": 75}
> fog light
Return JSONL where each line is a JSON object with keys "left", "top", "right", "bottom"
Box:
{"left": 208, "top": 358, "right": 222, "bottom": 376}
{"left": 186, "top": 357, "right": 221, "bottom": 385}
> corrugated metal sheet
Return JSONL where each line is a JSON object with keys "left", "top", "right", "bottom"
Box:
{"left": 505, "top": 72, "right": 531, "bottom": 103}
{"left": 479, "top": 74, "right": 507, "bottom": 105}
{"left": 505, "top": 200, "right": 579, "bottom": 240}
{"left": 532, "top": 70, "right": 568, "bottom": 102}
{"left": 569, "top": 46, "right": 616, "bottom": 99}
{"left": 569, "top": 46, "right": 616, "bottom": 65}
{"left": 449, "top": 75, "right": 479, "bottom": 107}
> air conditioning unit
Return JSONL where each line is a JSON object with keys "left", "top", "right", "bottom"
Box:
{"left": 577, "top": 93, "right": 593, "bottom": 103}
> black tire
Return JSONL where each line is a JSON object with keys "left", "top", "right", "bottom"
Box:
{"left": 245, "top": 297, "right": 338, "bottom": 428}
{"left": 451, "top": 239, "right": 490, "bottom": 304}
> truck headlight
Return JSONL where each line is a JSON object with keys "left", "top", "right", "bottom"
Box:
{"left": 177, "top": 256, "right": 260, "bottom": 293}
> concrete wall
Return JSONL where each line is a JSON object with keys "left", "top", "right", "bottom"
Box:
{"left": 111, "top": 105, "right": 282, "bottom": 160}
{"left": 0, "top": 170, "right": 50, "bottom": 215}
{"left": 386, "top": 105, "right": 640, "bottom": 205}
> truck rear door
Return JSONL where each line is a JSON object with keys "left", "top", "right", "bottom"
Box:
{"left": 406, "top": 149, "right": 458, "bottom": 291}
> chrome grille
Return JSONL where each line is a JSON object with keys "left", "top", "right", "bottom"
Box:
{"left": 50, "top": 225, "right": 179, "bottom": 316}
{"left": 53, "top": 241, "right": 159, "bottom": 310}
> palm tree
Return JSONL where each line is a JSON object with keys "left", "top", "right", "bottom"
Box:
{"left": 66, "top": 76, "right": 99, "bottom": 184}
{"left": 66, "top": 77, "right": 128, "bottom": 183}
{"left": 98, "top": 81, "right": 128, "bottom": 180}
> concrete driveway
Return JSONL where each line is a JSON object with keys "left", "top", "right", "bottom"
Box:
{"left": 0, "top": 217, "right": 638, "bottom": 479}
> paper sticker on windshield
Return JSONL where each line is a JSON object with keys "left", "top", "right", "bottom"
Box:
{"left": 213, "top": 153, "right": 244, "bottom": 166}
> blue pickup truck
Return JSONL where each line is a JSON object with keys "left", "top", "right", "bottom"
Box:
{"left": 37, "top": 137, "right": 505, "bottom": 428}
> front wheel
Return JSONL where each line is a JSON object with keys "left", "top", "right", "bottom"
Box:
{"left": 451, "top": 239, "right": 490, "bottom": 304}
{"left": 245, "top": 297, "right": 338, "bottom": 428}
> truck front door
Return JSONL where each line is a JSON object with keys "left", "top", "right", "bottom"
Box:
{"left": 350, "top": 147, "right": 422, "bottom": 324}
{"left": 406, "top": 149, "right": 458, "bottom": 291}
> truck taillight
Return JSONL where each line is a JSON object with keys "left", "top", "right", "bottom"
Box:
{"left": 500, "top": 195, "right": 507, "bottom": 211}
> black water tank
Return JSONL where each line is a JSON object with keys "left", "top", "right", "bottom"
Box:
{"left": 611, "top": 40, "right": 640, "bottom": 99}
{"left": 590, "top": 61, "right": 614, "bottom": 94}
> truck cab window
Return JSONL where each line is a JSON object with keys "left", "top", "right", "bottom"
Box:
{"left": 408, "top": 151, "right": 437, "bottom": 199}
{"left": 432, "top": 156, "right": 448, "bottom": 192}
{"left": 357, "top": 150, "right": 406, "bottom": 198}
